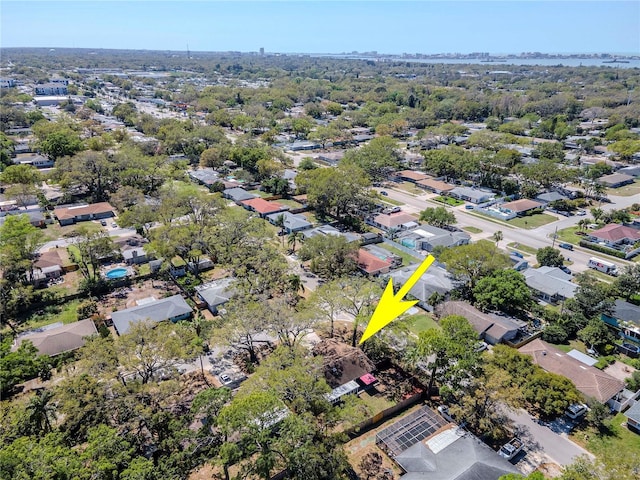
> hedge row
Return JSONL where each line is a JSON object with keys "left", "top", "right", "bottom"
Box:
{"left": 578, "top": 240, "right": 627, "bottom": 259}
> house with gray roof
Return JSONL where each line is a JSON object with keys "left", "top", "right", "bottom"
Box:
{"left": 122, "top": 246, "right": 149, "bottom": 265}
{"left": 302, "top": 224, "right": 361, "bottom": 243}
{"left": 397, "top": 225, "right": 470, "bottom": 253}
{"left": 265, "top": 211, "right": 311, "bottom": 233}
{"left": 536, "top": 191, "right": 569, "bottom": 204}
{"left": 602, "top": 299, "right": 640, "bottom": 344}
{"left": 111, "top": 295, "right": 192, "bottom": 335}
{"left": 598, "top": 173, "right": 635, "bottom": 188}
{"left": 388, "top": 263, "right": 454, "bottom": 311}
{"left": 223, "top": 187, "right": 257, "bottom": 204}
{"left": 523, "top": 266, "right": 577, "bottom": 303}
{"left": 448, "top": 186, "right": 494, "bottom": 204}
{"left": 195, "top": 278, "right": 236, "bottom": 314}
{"left": 624, "top": 400, "right": 640, "bottom": 434}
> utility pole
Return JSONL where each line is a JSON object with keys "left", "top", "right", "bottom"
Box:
{"left": 551, "top": 226, "right": 558, "bottom": 248}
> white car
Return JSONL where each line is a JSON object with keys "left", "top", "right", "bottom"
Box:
{"left": 219, "top": 373, "right": 232, "bottom": 385}
{"left": 566, "top": 403, "right": 588, "bottom": 419}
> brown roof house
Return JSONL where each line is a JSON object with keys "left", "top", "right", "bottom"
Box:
{"left": 13, "top": 319, "right": 97, "bottom": 356}
{"left": 519, "top": 339, "right": 624, "bottom": 406}
{"left": 369, "top": 212, "right": 419, "bottom": 232}
{"left": 357, "top": 248, "right": 393, "bottom": 276}
{"left": 53, "top": 202, "right": 115, "bottom": 226}
{"left": 415, "top": 178, "right": 456, "bottom": 194}
{"left": 395, "top": 170, "right": 430, "bottom": 183}
{"left": 499, "top": 199, "right": 544, "bottom": 217}
{"left": 437, "top": 301, "right": 525, "bottom": 345}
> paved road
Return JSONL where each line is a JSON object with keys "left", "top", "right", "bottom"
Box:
{"left": 506, "top": 409, "right": 593, "bottom": 467}
{"left": 380, "top": 186, "right": 634, "bottom": 275}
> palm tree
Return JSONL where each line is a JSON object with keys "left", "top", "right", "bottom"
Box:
{"left": 577, "top": 218, "right": 588, "bottom": 232}
{"left": 25, "top": 389, "right": 56, "bottom": 435}
{"left": 287, "top": 231, "right": 304, "bottom": 253}
{"left": 274, "top": 214, "right": 286, "bottom": 248}
{"left": 492, "top": 230, "right": 503, "bottom": 247}
{"left": 190, "top": 312, "right": 210, "bottom": 385}
{"left": 590, "top": 207, "right": 603, "bottom": 223}
{"left": 387, "top": 227, "right": 400, "bottom": 241}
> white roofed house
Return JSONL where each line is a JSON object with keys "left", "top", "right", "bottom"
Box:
{"left": 523, "top": 266, "right": 577, "bottom": 304}
{"left": 194, "top": 278, "right": 236, "bottom": 314}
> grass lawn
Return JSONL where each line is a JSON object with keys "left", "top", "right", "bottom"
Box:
{"left": 359, "top": 390, "right": 395, "bottom": 415}
{"left": 507, "top": 213, "right": 557, "bottom": 229}
{"left": 607, "top": 179, "right": 640, "bottom": 197}
{"left": 549, "top": 339, "right": 586, "bottom": 354}
{"left": 380, "top": 196, "right": 404, "bottom": 206}
{"left": 463, "top": 226, "right": 483, "bottom": 234}
{"left": 405, "top": 312, "right": 440, "bottom": 336}
{"left": 18, "top": 299, "right": 82, "bottom": 332}
{"left": 45, "top": 221, "right": 104, "bottom": 241}
{"left": 555, "top": 226, "right": 583, "bottom": 245}
{"left": 571, "top": 413, "right": 640, "bottom": 465}
{"left": 247, "top": 189, "right": 271, "bottom": 198}
{"left": 277, "top": 198, "right": 303, "bottom": 209}
{"left": 377, "top": 243, "right": 419, "bottom": 266}
{"left": 395, "top": 181, "right": 422, "bottom": 195}
{"left": 507, "top": 242, "right": 538, "bottom": 255}
{"left": 136, "top": 263, "right": 151, "bottom": 276}
{"left": 301, "top": 211, "right": 322, "bottom": 225}
{"left": 433, "top": 195, "right": 464, "bottom": 207}
{"left": 583, "top": 270, "right": 615, "bottom": 284}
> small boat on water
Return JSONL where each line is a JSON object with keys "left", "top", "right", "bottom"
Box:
{"left": 603, "top": 58, "right": 630, "bottom": 64}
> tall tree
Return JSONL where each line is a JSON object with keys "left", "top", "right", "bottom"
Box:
{"left": 413, "top": 315, "right": 482, "bottom": 398}
{"left": 439, "top": 240, "right": 511, "bottom": 292}
{"left": 473, "top": 269, "right": 532, "bottom": 314}
{"left": 297, "top": 234, "right": 358, "bottom": 280}
{"left": 419, "top": 206, "right": 457, "bottom": 228}
{"left": 0, "top": 164, "right": 42, "bottom": 208}
{"left": 536, "top": 246, "right": 565, "bottom": 267}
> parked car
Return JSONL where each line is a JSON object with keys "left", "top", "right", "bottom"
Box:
{"left": 100, "top": 220, "right": 107, "bottom": 226}
{"left": 112, "top": 222, "right": 118, "bottom": 228}
{"left": 559, "top": 266, "right": 572, "bottom": 275}
{"left": 577, "top": 210, "right": 587, "bottom": 216}
{"left": 498, "top": 437, "right": 524, "bottom": 460}
{"left": 380, "top": 191, "right": 388, "bottom": 196}
{"left": 558, "top": 243, "right": 573, "bottom": 251}
{"left": 510, "top": 251, "right": 524, "bottom": 258}
{"left": 219, "top": 373, "right": 232, "bottom": 385}
{"left": 565, "top": 403, "right": 588, "bottom": 420}
{"left": 437, "top": 405, "right": 454, "bottom": 422}
{"left": 465, "top": 204, "right": 474, "bottom": 210}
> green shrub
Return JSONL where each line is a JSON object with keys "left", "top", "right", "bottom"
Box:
{"left": 578, "top": 240, "right": 627, "bottom": 259}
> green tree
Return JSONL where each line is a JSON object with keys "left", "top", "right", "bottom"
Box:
{"left": 577, "top": 319, "right": 615, "bottom": 353}
{"left": 0, "top": 164, "right": 42, "bottom": 208}
{"left": 36, "top": 127, "right": 84, "bottom": 160}
{"left": 473, "top": 269, "right": 532, "bottom": 314}
{"left": 287, "top": 230, "right": 304, "bottom": 253}
{"left": 613, "top": 264, "right": 640, "bottom": 301}
{"left": 0, "top": 338, "right": 51, "bottom": 397}
{"left": 54, "top": 374, "right": 108, "bottom": 443}
{"left": 536, "top": 246, "right": 565, "bottom": 267}
{"left": 298, "top": 234, "right": 358, "bottom": 280}
{"left": 0, "top": 213, "right": 45, "bottom": 284}
{"left": 70, "top": 227, "right": 117, "bottom": 283}
{"left": 439, "top": 240, "right": 511, "bottom": 292}
{"left": 116, "top": 321, "right": 198, "bottom": 384}
{"left": 413, "top": 315, "right": 482, "bottom": 398}
{"left": 419, "top": 206, "right": 456, "bottom": 228}
{"left": 340, "top": 136, "right": 402, "bottom": 182}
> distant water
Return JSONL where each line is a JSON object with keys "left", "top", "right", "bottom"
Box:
{"left": 317, "top": 55, "right": 639, "bottom": 69}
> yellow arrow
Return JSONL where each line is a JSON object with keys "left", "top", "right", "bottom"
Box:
{"left": 359, "top": 254, "right": 435, "bottom": 344}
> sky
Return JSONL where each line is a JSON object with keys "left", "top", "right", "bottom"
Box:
{"left": 2, "top": 1, "right": 639, "bottom": 55}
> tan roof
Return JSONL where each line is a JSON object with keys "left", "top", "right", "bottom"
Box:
{"left": 372, "top": 212, "right": 417, "bottom": 228}
{"left": 501, "top": 198, "right": 543, "bottom": 213}
{"left": 416, "top": 178, "right": 456, "bottom": 192}
{"left": 518, "top": 338, "right": 624, "bottom": 403}
{"left": 396, "top": 170, "right": 429, "bottom": 182}
{"left": 14, "top": 319, "right": 97, "bottom": 356}
{"left": 34, "top": 249, "right": 64, "bottom": 269}
{"left": 54, "top": 202, "right": 115, "bottom": 220}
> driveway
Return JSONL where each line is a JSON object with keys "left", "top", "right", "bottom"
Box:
{"left": 506, "top": 409, "right": 593, "bottom": 467}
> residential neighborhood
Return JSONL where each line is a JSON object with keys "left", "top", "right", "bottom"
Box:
{"left": 1, "top": 40, "right": 640, "bottom": 480}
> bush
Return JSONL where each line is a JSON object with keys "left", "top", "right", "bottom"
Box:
{"left": 626, "top": 371, "right": 640, "bottom": 392}
{"left": 594, "top": 355, "right": 616, "bottom": 370}
{"left": 579, "top": 240, "right": 627, "bottom": 259}
{"left": 542, "top": 324, "right": 568, "bottom": 344}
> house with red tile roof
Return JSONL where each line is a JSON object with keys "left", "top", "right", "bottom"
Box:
{"left": 53, "top": 202, "right": 115, "bottom": 226}
{"left": 240, "top": 198, "right": 288, "bottom": 218}
{"left": 356, "top": 248, "right": 393, "bottom": 276}
{"left": 588, "top": 224, "right": 640, "bottom": 258}
{"left": 519, "top": 338, "right": 625, "bottom": 407}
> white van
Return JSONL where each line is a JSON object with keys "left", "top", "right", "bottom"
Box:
{"left": 587, "top": 257, "right": 618, "bottom": 276}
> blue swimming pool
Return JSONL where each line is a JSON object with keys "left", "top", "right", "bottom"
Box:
{"left": 106, "top": 267, "right": 128, "bottom": 279}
